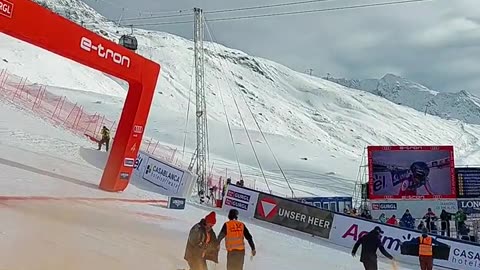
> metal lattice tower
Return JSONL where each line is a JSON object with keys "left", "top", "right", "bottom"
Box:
{"left": 353, "top": 148, "right": 369, "bottom": 209}
{"left": 193, "top": 8, "right": 207, "bottom": 201}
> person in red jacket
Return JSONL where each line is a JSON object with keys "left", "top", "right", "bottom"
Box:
{"left": 386, "top": 215, "right": 398, "bottom": 226}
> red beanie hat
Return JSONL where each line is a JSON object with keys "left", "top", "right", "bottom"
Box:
{"left": 205, "top": 211, "right": 216, "bottom": 225}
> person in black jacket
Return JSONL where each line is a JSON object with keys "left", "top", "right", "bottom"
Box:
{"left": 440, "top": 210, "right": 453, "bottom": 237}
{"left": 351, "top": 226, "right": 395, "bottom": 270}
{"left": 184, "top": 211, "right": 219, "bottom": 270}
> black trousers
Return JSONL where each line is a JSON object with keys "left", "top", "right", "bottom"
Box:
{"left": 98, "top": 137, "right": 110, "bottom": 151}
{"left": 362, "top": 259, "right": 378, "bottom": 270}
{"left": 227, "top": 250, "right": 245, "bottom": 270}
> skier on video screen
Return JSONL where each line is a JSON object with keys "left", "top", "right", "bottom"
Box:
{"left": 398, "top": 161, "right": 433, "bottom": 196}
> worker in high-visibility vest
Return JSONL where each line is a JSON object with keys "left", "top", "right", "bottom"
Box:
{"left": 217, "top": 209, "right": 256, "bottom": 270}
{"left": 416, "top": 227, "right": 441, "bottom": 270}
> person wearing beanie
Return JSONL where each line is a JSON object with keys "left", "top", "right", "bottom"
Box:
{"left": 413, "top": 227, "right": 442, "bottom": 270}
{"left": 217, "top": 209, "right": 256, "bottom": 270}
{"left": 184, "top": 211, "right": 219, "bottom": 270}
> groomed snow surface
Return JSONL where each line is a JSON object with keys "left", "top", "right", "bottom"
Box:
{"left": 0, "top": 0, "right": 478, "bottom": 268}
{"left": 0, "top": 96, "right": 416, "bottom": 270}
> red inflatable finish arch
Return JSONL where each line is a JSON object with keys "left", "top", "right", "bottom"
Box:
{"left": 0, "top": 0, "right": 161, "bottom": 192}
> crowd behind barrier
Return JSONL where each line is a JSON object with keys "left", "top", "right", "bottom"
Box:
{"left": 345, "top": 206, "right": 480, "bottom": 244}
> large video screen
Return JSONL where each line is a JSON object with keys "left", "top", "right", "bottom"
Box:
{"left": 368, "top": 146, "right": 455, "bottom": 200}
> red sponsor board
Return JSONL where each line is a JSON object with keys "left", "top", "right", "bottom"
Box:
{"left": 367, "top": 146, "right": 455, "bottom": 200}
{"left": 0, "top": 0, "right": 13, "bottom": 18}
{"left": 0, "top": 0, "right": 161, "bottom": 192}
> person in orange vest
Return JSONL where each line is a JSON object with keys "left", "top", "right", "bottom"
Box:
{"left": 217, "top": 209, "right": 256, "bottom": 270}
{"left": 415, "top": 227, "right": 442, "bottom": 270}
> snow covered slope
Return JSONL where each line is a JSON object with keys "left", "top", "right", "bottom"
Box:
{"left": 326, "top": 74, "right": 480, "bottom": 125}
{"left": 0, "top": 100, "right": 417, "bottom": 270}
{"left": 4, "top": 0, "right": 480, "bottom": 197}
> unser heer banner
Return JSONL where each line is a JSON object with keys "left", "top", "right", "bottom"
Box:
{"left": 254, "top": 193, "right": 334, "bottom": 239}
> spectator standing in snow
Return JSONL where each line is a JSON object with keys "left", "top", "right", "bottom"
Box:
{"left": 217, "top": 209, "right": 256, "bottom": 270}
{"left": 222, "top": 178, "right": 232, "bottom": 199}
{"left": 440, "top": 210, "right": 453, "bottom": 237}
{"left": 417, "top": 221, "right": 426, "bottom": 231}
{"left": 361, "top": 209, "right": 373, "bottom": 220}
{"left": 400, "top": 209, "right": 415, "bottom": 229}
{"left": 378, "top": 213, "right": 387, "bottom": 223}
{"left": 414, "top": 228, "right": 442, "bottom": 270}
{"left": 97, "top": 126, "right": 110, "bottom": 151}
{"left": 386, "top": 215, "right": 398, "bottom": 226}
{"left": 455, "top": 209, "right": 467, "bottom": 232}
{"left": 351, "top": 226, "right": 394, "bottom": 270}
{"left": 184, "top": 212, "right": 219, "bottom": 270}
{"left": 423, "top": 208, "right": 437, "bottom": 233}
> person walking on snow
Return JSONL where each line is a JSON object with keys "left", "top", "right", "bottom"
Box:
{"left": 414, "top": 228, "right": 442, "bottom": 270}
{"left": 351, "top": 226, "right": 394, "bottom": 270}
{"left": 217, "top": 209, "right": 256, "bottom": 270}
{"left": 184, "top": 211, "right": 219, "bottom": 270}
{"left": 97, "top": 126, "right": 110, "bottom": 152}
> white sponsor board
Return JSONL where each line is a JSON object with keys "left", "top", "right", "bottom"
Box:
{"left": 132, "top": 151, "right": 195, "bottom": 198}
{"left": 222, "top": 184, "right": 260, "bottom": 219}
{"left": 330, "top": 214, "right": 480, "bottom": 270}
{"left": 369, "top": 200, "right": 458, "bottom": 219}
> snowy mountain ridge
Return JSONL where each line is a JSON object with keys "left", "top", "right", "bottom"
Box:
{"left": 4, "top": 0, "right": 480, "bottom": 196}
{"left": 325, "top": 74, "right": 480, "bottom": 125}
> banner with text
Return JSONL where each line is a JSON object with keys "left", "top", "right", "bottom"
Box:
{"left": 132, "top": 151, "right": 195, "bottom": 198}
{"left": 457, "top": 199, "right": 480, "bottom": 216}
{"left": 254, "top": 193, "right": 334, "bottom": 239}
{"left": 330, "top": 214, "right": 480, "bottom": 270}
{"left": 369, "top": 200, "right": 458, "bottom": 219}
{"left": 222, "top": 184, "right": 260, "bottom": 219}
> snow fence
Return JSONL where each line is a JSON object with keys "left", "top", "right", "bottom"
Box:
{"left": 222, "top": 184, "right": 480, "bottom": 270}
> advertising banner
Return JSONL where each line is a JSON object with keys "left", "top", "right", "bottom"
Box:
{"left": 167, "top": 197, "right": 186, "bottom": 210}
{"left": 369, "top": 200, "right": 458, "bottom": 219}
{"left": 222, "top": 185, "right": 260, "bottom": 219}
{"left": 254, "top": 193, "right": 334, "bottom": 239}
{"left": 456, "top": 168, "right": 480, "bottom": 198}
{"left": 293, "top": 196, "right": 352, "bottom": 212}
{"left": 457, "top": 199, "right": 480, "bottom": 215}
{"left": 132, "top": 150, "right": 195, "bottom": 198}
{"left": 329, "top": 214, "right": 480, "bottom": 270}
{"left": 368, "top": 146, "right": 455, "bottom": 200}
{"left": 143, "top": 156, "right": 185, "bottom": 194}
